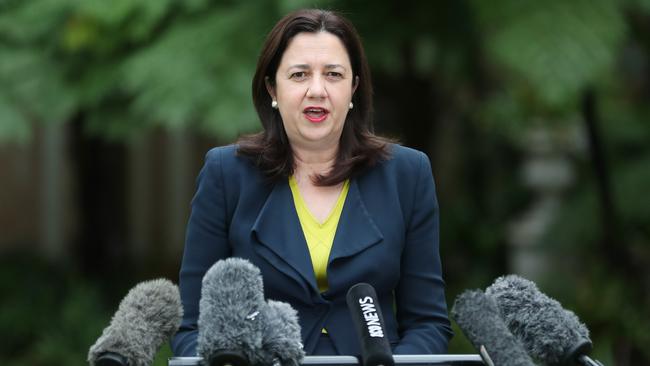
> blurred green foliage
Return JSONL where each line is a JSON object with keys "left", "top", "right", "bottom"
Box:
{"left": 0, "top": 0, "right": 640, "bottom": 139}
{"left": 0, "top": 0, "right": 280, "bottom": 142}
{"left": 0, "top": 252, "right": 108, "bottom": 366}
{"left": 0, "top": 251, "right": 173, "bottom": 366}
{"left": 1, "top": 0, "right": 650, "bottom": 365}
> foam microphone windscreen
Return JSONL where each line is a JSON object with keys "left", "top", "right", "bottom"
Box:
{"left": 197, "top": 258, "right": 266, "bottom": 366}
{"left": 485, "top": 275, "right": 595, "bottom": 365}
{"left": 346, "top": 283, "right": 394, "bottom": 366}
{"left": 451, "top": 289, "right": 536, "bottom": 366}
{"left": 260, "top": 300, "right": 305, "bottom": 366}
{"left": 88, "top": 279, "right": 183, "bottom": 366}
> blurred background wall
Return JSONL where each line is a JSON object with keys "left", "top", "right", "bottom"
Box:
{"left": 1, "top": 0, "right": 649, "bottom": 365}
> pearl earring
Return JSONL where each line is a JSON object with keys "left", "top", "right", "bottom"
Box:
{"left": 271, "top": 100, "right": 278, "bottom": 109}
{"left": 349, "top": 102, "right": 354, "bottom": 110}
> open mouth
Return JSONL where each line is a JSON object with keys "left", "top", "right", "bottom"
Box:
{"left": 303, "top": 106, "right": 330, "bottom": 123}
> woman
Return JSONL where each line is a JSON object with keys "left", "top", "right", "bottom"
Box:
{"left": 172, "top": 8, "right": 453, "bottom": 357}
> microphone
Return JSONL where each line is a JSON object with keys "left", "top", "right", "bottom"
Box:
{"left": 197, "top": 257, "right": 266, "bottom": 366}
{"left": 88, "top": 278, "right": 183, "bottom": 366}
{"left": 260, "top": 300, "right": 305, "bottom": 366}
{"left": 485, "top": 275, "right": 604, "bottom": 366}
{"left": 451, "top": 289, "right": 537, "bottom": 366}
{"left": 346, "top": 283, "right": 394, "bottom": 366}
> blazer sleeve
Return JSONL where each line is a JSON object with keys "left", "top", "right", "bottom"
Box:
{"left": 171, "top": 148, "right": 231, "bottom": 356}
{"left": 393, "top": 151, "right": 453, "bottom": 354}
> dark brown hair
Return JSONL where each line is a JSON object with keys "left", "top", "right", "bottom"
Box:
{"left": 237, "top": 8, "right": 392, "bottom": 186}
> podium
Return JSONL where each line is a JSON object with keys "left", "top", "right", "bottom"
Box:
{"left": 169, "top": 355, "right": 484, "bottom": 366}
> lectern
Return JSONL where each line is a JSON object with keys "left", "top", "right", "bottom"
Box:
{"left": 169, "top": 354, "right": 484, "bottom": 366}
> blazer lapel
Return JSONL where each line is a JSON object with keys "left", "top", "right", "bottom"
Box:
{"left": 329, "top": 179, "right": 383, "bottom": 263}
{"left": 251, "top": 180, "right": 319, "bottom": 293}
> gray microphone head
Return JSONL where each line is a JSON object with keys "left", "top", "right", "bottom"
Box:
{"left": 197, "top": 257, "right": 266, "bottom": 366}
{"left": 260, "top": 300, "right": 305, "bottom": 366}
{"left": 88, "top": 278, "right": 183, "bottom": 366}
{"left": 485, "top": 275, "right": 592, "bottom": 365}
{"left": 451, "top": 289, "right": 536, "bottom": 366}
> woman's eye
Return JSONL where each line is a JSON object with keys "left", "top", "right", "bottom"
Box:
{"left": 290, "top": 72, "right": 307, "bottom": 80}
{"left": 326, "top": 72, "right": 343, "bottom": 79}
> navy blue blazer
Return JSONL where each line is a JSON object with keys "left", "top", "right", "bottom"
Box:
{"left": 171, "top": 144, "right": 453, "bottom": 357}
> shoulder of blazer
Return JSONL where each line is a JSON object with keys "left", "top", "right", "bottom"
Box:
{"left": 203, "top": 144, "right": 276, "bottom": 206}
{"left": 204, "top": 144, "right": 265, "bottom": 181}
{"left": 357, "top": 144, "right": 433, "bottom": 221}
{"left": 205, "top": 144, "right": 246, "bottom": 169}
{"left": 360, "top": 143, "right": 431, "bottom": 183}
{"left": 386, "top": 143, "right": 430, "bottom": 170}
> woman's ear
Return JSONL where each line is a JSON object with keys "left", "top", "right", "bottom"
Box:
{"left": 352, "top": 75, "right": 359, "bottom": 95}
{"left": 265, "top": 76, "right": 276, "bottom": 100}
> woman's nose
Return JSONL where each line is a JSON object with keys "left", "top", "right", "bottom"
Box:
{"left": 306, "top": 75, "right": 327, "bottom": 99}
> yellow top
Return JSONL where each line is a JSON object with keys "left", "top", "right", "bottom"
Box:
{"left": 289, "top": 175, "right": 350, "bottom": 293}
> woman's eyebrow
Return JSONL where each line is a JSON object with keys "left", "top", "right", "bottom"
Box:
{"left": 287, "top": 64, "right": 310, "bottom": 70}
{"left": 324, "top": 64, "right": 346, "bottom": 70}
{"left": 286, "top": 64, "right": 347, "bottom": 70}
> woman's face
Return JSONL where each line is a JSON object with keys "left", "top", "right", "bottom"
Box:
{"left": 268, "top": 31, "right": 357, "bottom": 153}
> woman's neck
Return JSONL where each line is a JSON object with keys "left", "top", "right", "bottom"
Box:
{"left": 292, "top": 145, "right": 338, "bottom": 182}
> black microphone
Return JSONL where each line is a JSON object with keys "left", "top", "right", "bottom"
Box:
{"left": 88, "top": 278, "right": 183, "bottom": 366}
{"left": 486, "top": 275, "right": 604, "bottom": 366}
{"left": 198, "top": 258, "right": 266, "bottom": 366}
{"left": 346, "top": 283, "right": 394, "bottom": 366}
{"left": 451, "top": 289, "right": 537, "bottom": 366}
{"left": 260, "top": 300, "right": 305, "bottom": 366}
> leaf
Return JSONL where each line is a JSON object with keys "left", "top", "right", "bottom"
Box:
{"left": 473, "top": 0, "right": 626, "bottom": 109}
{"left": 117, "top": 4, "right": 267, "bottom": 138}
{"left": 0, "top": 0, "right": 74, "bottom": 44}
{"left": 624, "top": 0, "right": 650, "bottom": 13}
{"left": 277, "top": 0, "right": 334, "bottom": 14}
{"left": 0, "top": 90, "right": 31, "bottom": 143}
{"left": 71, "top": 0, "right": 173, "bottom": 42}
{"left": 0, "top": 47, "right": 77, "bottom": 123}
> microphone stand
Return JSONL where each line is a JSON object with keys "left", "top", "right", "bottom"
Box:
{"left": 95, "top": 352, "right": 128, "bottom": 366}
{"left": 578, "top": 355, "right": 604, "bottom": 366}
{"left": 169, "top": 354, "right": 485, "bottom": 366}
